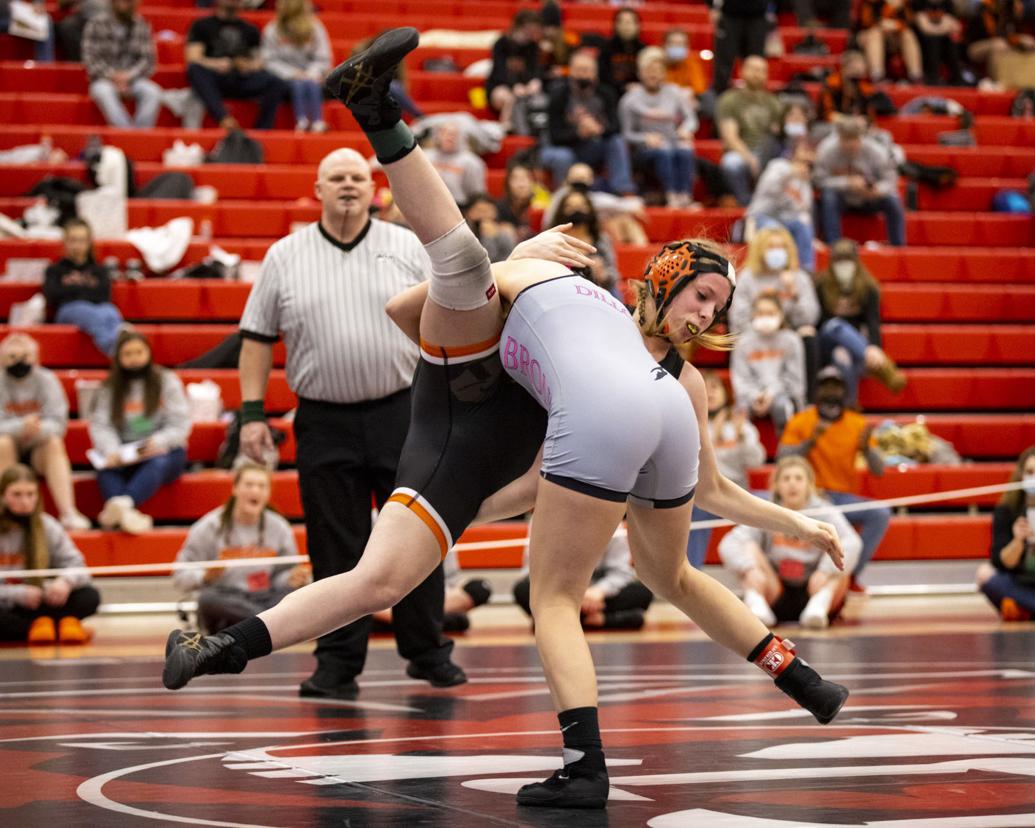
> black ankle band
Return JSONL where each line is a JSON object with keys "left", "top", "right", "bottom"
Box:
{"left": 224, "top": 616, "right": 273, "bottom": 660}
{"left": 747, "top": 632, "right": 775, "bottom": 663}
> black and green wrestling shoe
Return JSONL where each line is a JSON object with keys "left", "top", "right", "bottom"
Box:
{"left": 324, "top": 27, "right": 420, "bottom": 127}
{"left": 162, "top": 629, "right": 248, "bottom": 690}
{"left": 775, "top": 657, "right": 850, "bottom": 724}
{"left": 516, "top": 768, "right": 610, "bottom": 809}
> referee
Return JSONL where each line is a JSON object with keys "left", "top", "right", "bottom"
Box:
{"left": 237, "top": 147, "right": 465, "bottom": 699}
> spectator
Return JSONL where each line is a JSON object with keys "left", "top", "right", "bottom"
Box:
{"left": 719, "top": 455, "right": 861, "bottom": 628}
{"left": 794, "top": 0, "right": 852, "bottom": 28}
{"left": 856, "top": 0, "right": 923, "bottom": 83}
{"left": 0, "top": 334, "right": 89, "bottom": 531}
{"left": 0, "top": 464, "right": 99, "bottom": 643}
{"left": 43, "top": 219, "right": 125, "bottom": 357}
{"left": 173, "top": 461, "right": 307, "bottom": 634}
{"left": 496, "top": 161, "right": 549, "bottom": 240}
{"left": 663, "top": 27, "right": 708, "bottom": 97}
{"left": 485, "top": 9, "right": 543, "bottom": 133}
{"left": 687, "top": 370, "right": 766, "bottom": 569}
{"left": 746, "top": 138, "right": 817, "bottom": 271}
{"left": 82, "top": 0, "right": 161, "bottom": 129}
{"left": 423, "top": 120, "right": 488, "bottom": 205}
{"left": 542, "top": 48, "right": 636, "bottom": 195}
{"left": 814, "top": 117, "right": 906, "bottom": 247}
{"left": 976, "top": 446, "right": 1035, "bottom": 621}
{"left": 815, "top": 239, "right": 906, "bottom": 405}
{"left": 185, "top": 0, "right": 287, "bottom": 130}
{"left": 54, "top": 0, "right": 105, "bottom": 61}
{"left": 89, "top": 330, "right": 190, "bottom": 534}
{"left": 543, "top": 162, "right": 648, "bottom": 245}
{"left": 552, "top": 189, "right": 620, "bottom": 296}
{"left": 0, "top": 0, "right": 56, "bottom": 62}
{"left": 463, "top": 193, "right": 517, "bottom": 262}
{"left": 618, "top": 47, "right": 698, "bottom": 208}
{"left": 598, "top": 7, "right": 646, "bottom": 96}
{"left": 711, "top": 0, "right": 769, "bottom": 95}
{"left": 818, "top": 50, "right": 884, "bottom": 121}
{"left": 913, "top": 0, "right": 965, "bottom": 85}
{"left": 716, "top": 56, "right": 783, "bottom": 205}
{"left": 778, "top": 365, "right": 890, "bottom": 590}
{"left": 260, "top": 0, "right": 331, "bottom": 133}
{"left": 966, "top": 0, "right": 1035, "bottom": 84}
{"left": 731, "top": 293, "right": 806, "bottom": 437}
{"left": 514, "top": 531, "right": 653, "bottom": 629}
{"left": 538, "top": 1, "right": 577, "bottom": 79}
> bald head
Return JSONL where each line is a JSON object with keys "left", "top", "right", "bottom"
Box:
{"left": 315, "top": 147, "right": 375, "bottom": 228}
{"left": 317, "top": 148, "right": 368, "bottom": 181}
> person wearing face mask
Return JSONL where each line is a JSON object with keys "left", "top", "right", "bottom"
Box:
{"left": 0, "top": 464, "right": 100, "bottom": 644}
{"left": 976, "top": 446, "right": 1035, "bottom": 621}
{"left": 815, "top": 239, "right": 906, "bottom": 405}
{"left": 720, "top": 456, "right": 861, "bottom": 628}
{"left": 552, "top": 190, "right": 620, "bottom": 297}
{"left": 485, "top": 9, "right": 544, "bottom": 133}
{"left": 88, "top": 330, "right": 190, "bottom": 534}
{"left": 731, "top": 294, "right": 806, "bottom": 438}
{"left": 0, "top": 334, "right": 89, "bottom": 531}
{"left": 542, "top": 163, "right": 649, "bottom": 246}
{"left": 463, "top": 193, "right": 517, "bottom": 262}
{"left": 746, "top": 137, "right": 817, "bottom": 271}
{"left": 663, "top": 28, "right": 708, "bottom": 97}
{"left": 598, "top": 8, "right": 646, "bottom": 95}
{"left": 779, "top": 366, "right": 890, "bottom": 591}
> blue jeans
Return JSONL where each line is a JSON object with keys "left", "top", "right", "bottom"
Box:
{"left": 719, "top": 149, "right": 762, "bottom": 205}
{"left": 754, "top": 215, "right": 815, "bottom": 272}
{"left": 825, "top": 491, "right": 891, "bottom": 578}
{"left": 390, "top": 79, "right": 423, "bottom": 118}
{"left": 687, "top": 504, "right": 717, "bottom": 569}
{"left": 97, "top": 447, "right": 187, "bottom": 507}
{"left": 819, "top": 188, "right": 906, "bottom": 247}
{"left": 980, "top": 572, "right": 1035, "bottom": 615}
{"left": 636, "top": 146, "right": 695, "bottom": 195}
{"left": 288, "top": 78, "right": 323, "bottom": 125}
{"left": 819, "top": 317, "right": 868, "bottom": 405}
{"left": 55, "top": 300, "right": 124, "bottom": 356}
{"left": 540, "top": 134, "right": 636, "bottom": 194}
{"left": 89, "top": 77, "right": 162, "bottom": 128}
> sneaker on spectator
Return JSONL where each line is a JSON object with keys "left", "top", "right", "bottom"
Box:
{"left": 120, "top": 507, "right": 153, "bottom": 535}
{"left": 98, "top": 495, "right": 132, "bottom": 530}
{"left": 848, "top": 577, "right": 867, "bottom": 595}
{"left": 1000, "top": 598, "right": 1032, "bottom": 622}
{"left": 28, "top": 616, "right": 57, "bottom": 644}
{"left": 744, "top": 589, "right": 776, "bottom": 626}
{"left": 58, "top": 616, "right": 91, "bottom": 644}
{"left": 60, "top": 510, "right": 91, "bottom": 531}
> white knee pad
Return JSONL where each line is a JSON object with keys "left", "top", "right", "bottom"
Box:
{"left": 424, "top": 221, "right": 495, "bottom": 311}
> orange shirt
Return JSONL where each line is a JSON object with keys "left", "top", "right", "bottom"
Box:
{"left": 666, "top": 57, "right": 708, "bottom": 97}
{"left": 780, "top": 407, "right": 874, "bottom": 494}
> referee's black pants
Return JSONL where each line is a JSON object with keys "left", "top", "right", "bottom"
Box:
{"left": 295, "top": 393, "right": 453, "bottom": 684}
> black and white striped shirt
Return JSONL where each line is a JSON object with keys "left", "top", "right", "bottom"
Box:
{"left": 240, "top": 219, "right": 429, "bottom": 404}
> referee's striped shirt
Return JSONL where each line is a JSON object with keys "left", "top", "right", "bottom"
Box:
{"left": 240, "top": 219, "right": 429, "bottom": 404}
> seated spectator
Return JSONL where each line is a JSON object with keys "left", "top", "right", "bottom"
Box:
{"left": 731, "top": 293, "right": 806, "bottom": 437}
{"left": 966, "top": 0, "right": 1035, "bottom": 85}
{"left": 913, "top": 0, "right": 965, "bottom": 85}
{"left": 463, "top": 193, "right": 517, "bottom": 262}
{"left": 54, "top": 0, "right": 105, "bottom": 61}
{"left": 814, "top": 117, "right": 906, "bottom": 247}
{"left": 779, "top": 365, "right": 890, "bottom": 591}
{"left": 185, "top": 0, "right": 287, "bottom": 130}
{"left": 0, "top": 334, "right": 89, "bottom": 531}
{"left": 260, "top": 0, "right": 331, "bottom": 133}
{"left": 856, "top": 0, "right": 923, "bottom": 83}
{"left": 514, "top": 530, "right": 653, "bottom": 629}
{"left": 815, "top": 239, "right": 906, "bottom": 405}
{"left": 88, "top": 330, "right": 190, "bottom": 534}
{"left": 663, "top": 27, "right": 708, "bottom": 98}
{"left": 0, "top": 464, "right": 99, "bottom": 643}
{"left": 976, "top": 446, "right": 1035, "bottom": 621}
{"left": 543, "top": 163, "right": 648, "bottom": 245}
{"left": 746, "top": 138, "right": 817, "bottom": 271}
{"left": 719, "top": 456, "right": 861, "bottom": 628}
{"left": 82, "top": 0, "right": 161, "bottom": 129}
{"left": 496, "top": 161, "right": 549, "bottom": 240}
{"left": 43, "top": 219, "right": 124, "bottom": 357}
{"left": 552, "top": 189, "right": 620, "bottom": 296}
{"left": 818, "top": 50, "right": 884, "bottom": 121}
{"left": 485, "top": 9, "right": 543, "bottom": 133}
{"left": 716, "top": 56, "right": 783, "bottom": 205}
{"left": 172, "top": 460, "right": 306, "bottom": 634}
{"left": 542, "top": 48, "right": 636, "bottom": 195}
{"left": 0, "top": 0, "right": 55, "bottom": 62}
{"left": 687, "top": 370, "right": 766, "bottom": 568}
{"left": 619, "top": 47, "right": 698, "bottom": 208}
{"left": 424, "top": 120, "right": 488, "bottom": 205}
{"left": 598, "top": 7, "right": 646, "bottom": 96}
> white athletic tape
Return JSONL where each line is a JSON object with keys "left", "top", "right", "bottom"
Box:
{"left": 0, "top": 479, "right": 1025, "bottom": 580}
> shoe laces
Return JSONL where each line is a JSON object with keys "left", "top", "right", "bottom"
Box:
{"left": 178, "top": 632, "right": 204, "bottom": 653}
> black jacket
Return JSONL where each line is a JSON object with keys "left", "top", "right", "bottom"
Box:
{"left": 547, "top": 81, "right": 621, "bottom": 147}
{"left": 43, "top": 257, "right": 112, "bottom": 311}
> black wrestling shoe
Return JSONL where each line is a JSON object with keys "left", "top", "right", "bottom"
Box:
{"left": 162, "top": 629, "right": 248, "bottom": 690}
{"left": 517, "top": 768, "right": 609, "bottom": 809}
{"left": 324, "top": 27, "right": 419, "bottom": 126}
{"left": 406, "top": 659, "right": 468, "bottom": 688}
{"left": 775, "top": 657, "right": 849, "bottom": 724}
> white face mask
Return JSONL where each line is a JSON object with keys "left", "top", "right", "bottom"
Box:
{"left": 784, "top": 122, "right": 807, "bottom": 137}
{"left": 833, "top": 261, "right": 856, "bottom": 289}
{"left": 763, "top": 247, "right": 788, "bottom": 272}
{"left": 752, "top": 314, "right": 781, "bottom": 335}
{"left": 1023, "top": 474, "right": 1035, "bottom": 497}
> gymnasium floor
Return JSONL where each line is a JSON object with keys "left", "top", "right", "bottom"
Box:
{"left": 2, "top": 594, "right": 1033, "bottom": 827}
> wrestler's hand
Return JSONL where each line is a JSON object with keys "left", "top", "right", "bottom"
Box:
{"left": 795, "top": 515, "right": 844, "bottom": 571}
{"left": 509, "top": 223, "right": 596, "bottom": 269}
{"left": 240, "top": 421, "right": 274, "bottom": 463}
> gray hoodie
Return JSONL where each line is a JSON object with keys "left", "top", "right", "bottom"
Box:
{"left": 728, "top": 266, "right": 820, "bottom": 334}
{"left": 0, "top": 366, "right": 68, "bottom": 445}
{"left": 730, "top": 327, "right": 806, "bottom": 411}
{"left": 87, "top": 370, "right": 191, "bottom": 455}
{"left": 0, "top": 515, "right": 91, "bottom": 609}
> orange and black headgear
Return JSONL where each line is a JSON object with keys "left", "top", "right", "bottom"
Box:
{"left": 643, "top": 240, "right": 736, "bottom": 327}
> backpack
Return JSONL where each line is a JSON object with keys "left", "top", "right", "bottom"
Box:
{"left": 136, "top": 171, "right": 196, "bottom": 200}
{"left": 25, "top": 176, "right": 85, "bottom": 224}
{"left": 207, "top": 129, "right": 264, "bottom": 165}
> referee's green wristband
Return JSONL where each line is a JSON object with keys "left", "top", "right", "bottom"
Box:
{"left": 240, "top": 400, "right": 266, "bottom": 425}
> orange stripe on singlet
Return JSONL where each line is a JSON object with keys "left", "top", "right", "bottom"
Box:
{"left": 387, "top": 493, "right": 449, "bottom": 558}
{"left": 419, "top": 334, "right": 501, "bottom": 361}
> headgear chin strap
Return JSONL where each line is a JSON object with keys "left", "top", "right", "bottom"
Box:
{"left": 643, "top": 241, "right": 736, "bottom": 329}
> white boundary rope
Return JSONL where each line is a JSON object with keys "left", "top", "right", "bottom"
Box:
{"left": 0, "top": 479, "right": 1025, "bottom": 580}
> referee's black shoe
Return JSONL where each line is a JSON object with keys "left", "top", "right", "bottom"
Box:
{"left": 517, "top": 768, "right": 610, "bottom": 809}
{"left": 162, "top": 629, "right": 247, "bottom": 690}
{"left": 406, "top": 659, "right": 467, "bottom": 688}
{"left": 325, "top": 27, "right": 419, "bottom": 126}
{"left": 774, "top": 658, "right": 849, "bottom": 724}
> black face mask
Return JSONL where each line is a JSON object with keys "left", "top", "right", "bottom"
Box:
{"left": 817, "top": 399, "right": 845, "bottom": 422}
{"left": 7, "top": 512, "right": 32, "bottom": 527}
{"left": 563, "top": 210, "right": 591, "bottom": 226}
{"left": 5, "top": 361, "right": 31, "bottom": 379}
{"left": 122, "top": 364, "right": 151, "bottom": 381}
{"left": 708, "top": 405, "right": 725, "bottom": 418}
{"left": 574, "top": 77, "right": 594, "bottom": 91}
